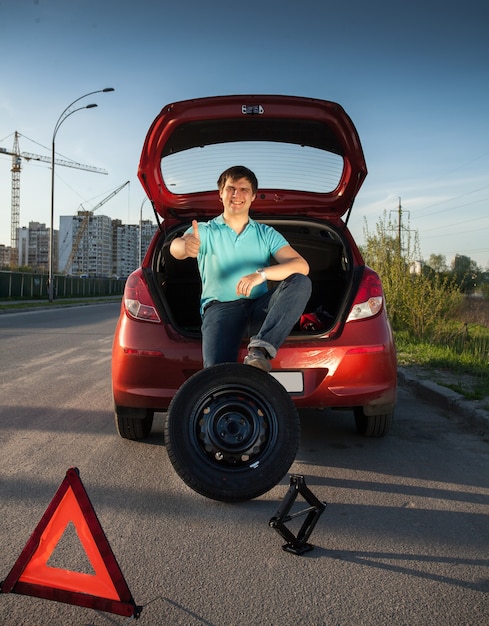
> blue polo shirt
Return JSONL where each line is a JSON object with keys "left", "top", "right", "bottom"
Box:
{"left": 186, "top": 215, "right": 288, "bottom": 314}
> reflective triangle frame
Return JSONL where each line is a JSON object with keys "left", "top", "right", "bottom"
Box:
{"left": 0, "top": 467, "right": 142, "bottom": 619}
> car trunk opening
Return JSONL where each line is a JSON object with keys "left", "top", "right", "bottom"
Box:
{"left": 149, "top": 218, "right": 355, "bottom": 339}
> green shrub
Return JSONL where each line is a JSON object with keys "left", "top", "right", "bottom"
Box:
{"left": 361, "top": 212, "right": 462, "bottom": 340}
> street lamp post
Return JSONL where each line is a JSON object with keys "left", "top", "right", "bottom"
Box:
{"left": 48, "top": 88, "right": 114, "bottom": 302}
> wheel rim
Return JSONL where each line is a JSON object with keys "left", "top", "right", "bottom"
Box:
{"left": 188, "top": 385, "right": 279, "bottom": 467}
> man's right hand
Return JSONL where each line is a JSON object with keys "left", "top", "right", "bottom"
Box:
{"left": 183, "top": 219, "right": 201, "bottom": 258}
{"left": 169, "top": 219, "right": 201, "bottom": 260}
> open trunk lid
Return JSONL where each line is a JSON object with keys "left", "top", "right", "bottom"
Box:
{"left": 138, "top": 95, "right": 367, "bottom": 225}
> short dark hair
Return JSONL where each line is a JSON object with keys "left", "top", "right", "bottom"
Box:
{"left": 217, "top": 166, "right": 258, "bottom": 194}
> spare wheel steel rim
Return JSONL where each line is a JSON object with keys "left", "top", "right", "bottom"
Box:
{"left": 190, "top": 385, "right": 279, "bottom": 467}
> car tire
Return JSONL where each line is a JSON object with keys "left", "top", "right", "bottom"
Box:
{"left": 354, "top": 407, "right": 392, "bottom": 437}
{"left": 115, "top": 406, "right": 154, "bottom": 440}
{"left": 164, "top": 363, "right": 301, "bottom": 502}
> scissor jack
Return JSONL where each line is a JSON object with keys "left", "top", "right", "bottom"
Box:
{"left": 269, "top": 474, "right": 326, "bottom": 555}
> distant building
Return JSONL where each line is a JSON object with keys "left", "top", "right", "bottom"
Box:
{"left": 8, "top": 213, "right": 155, "bottom": 277}
{"left": 140, "top": 219, "right": 157, "bottom": 260}
{"left": 112, "top": 220, "right": 138, "bottom": 279}
{"left": 58, "top": 213, "right": 157, "bottom": 278}
{"left": 16, "top": 222, "right": 57, "bottom": 271}
{"left": 112, "top": 219, "right": 157, "bottom": 278}
{"left": 409, "top": 260, "right": 423, "bottom": 276}
{"left": 59, "top": 212, "right": 113, "bottom": 277}
{"left": 0, "top": 243, "right": 13, "bottom": 268}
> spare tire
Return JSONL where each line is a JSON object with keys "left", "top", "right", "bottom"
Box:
{"left": 164, "top": 363, "right": 300, "bottom": 502}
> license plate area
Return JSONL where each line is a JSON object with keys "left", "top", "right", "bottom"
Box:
{"left": 270, "top": 371, "right": 304, "bottom": 394}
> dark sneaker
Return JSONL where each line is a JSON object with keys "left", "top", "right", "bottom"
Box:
{"left": 244, "top": 347, "right": 272, "bottom": 372}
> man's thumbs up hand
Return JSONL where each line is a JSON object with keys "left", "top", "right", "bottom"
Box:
{"left": 183, "top": 219, "right": 201, "bottom": 257}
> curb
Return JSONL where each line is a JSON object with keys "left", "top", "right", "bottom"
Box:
{"left": 398, "top": 367, "right": 489, "bottom": 438}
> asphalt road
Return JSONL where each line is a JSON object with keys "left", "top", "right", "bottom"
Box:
{"left": 0, "top": 304, "right": 488, "bottom": 625}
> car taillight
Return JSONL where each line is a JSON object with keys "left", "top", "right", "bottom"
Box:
{"left": 123, "top": 270, "right": 161, "bottom": 323}
{"left": 346, "top": 267, "right": 384, "bottom": 322}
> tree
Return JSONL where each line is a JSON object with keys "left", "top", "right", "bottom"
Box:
{"left": 450, "top": 254, "right": 481, "bottom": 294}
{"left": 427, "top": 253, "right": 447, "bottom": 273}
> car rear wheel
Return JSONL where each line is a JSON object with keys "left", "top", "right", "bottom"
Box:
{"left": 354, "top": 407, "right": 392, "bottom": 437}
{"left": 115, "top": 406, "right": 154, "bottom": 440}
{"left": 164, "top": 363, "right": 301, "bottom": 502}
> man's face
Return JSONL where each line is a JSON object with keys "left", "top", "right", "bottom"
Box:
{"left": 219, "top": 177, "right": 256, "bottom": 217}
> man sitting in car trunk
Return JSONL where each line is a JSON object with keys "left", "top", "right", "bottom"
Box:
{"left": 169, "top": 165, "right": 311, "bottom": 372}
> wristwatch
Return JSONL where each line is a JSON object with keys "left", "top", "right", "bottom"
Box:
{"left": 256, "top": 268, "right": 267, "bottom": 281}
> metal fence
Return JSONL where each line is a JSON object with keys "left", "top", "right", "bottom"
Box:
{"left": 0, "top": 271, "right": 126, "bottom": 300}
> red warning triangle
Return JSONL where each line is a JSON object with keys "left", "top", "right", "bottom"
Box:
{"left": 0, "top": 468, "right": 141, "bottom": 619}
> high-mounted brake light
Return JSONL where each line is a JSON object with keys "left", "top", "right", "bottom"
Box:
{"left": 123, "top": 270, "right": 161, "bottom": 323}
{"left": 346, "top": 267, "right": 384, "bottom": 322}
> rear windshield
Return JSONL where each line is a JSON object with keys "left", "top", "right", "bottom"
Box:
{"left": 161, "top": 141, "right": 344, "bottom": 194}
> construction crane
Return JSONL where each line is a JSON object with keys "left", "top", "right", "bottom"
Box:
{"left": 0, "top": 131, "right": 107, "bottom": 264}
{"left": 62, "top": 180, "right": 130, "bottom": 275}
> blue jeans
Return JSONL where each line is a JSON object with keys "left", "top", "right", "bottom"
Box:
{"left": 201, "top": 273, "right": 312, "bottom": 367}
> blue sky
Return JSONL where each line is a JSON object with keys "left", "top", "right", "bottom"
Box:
{"left": 1, "top": 0, "right": 488, "bottom": 268}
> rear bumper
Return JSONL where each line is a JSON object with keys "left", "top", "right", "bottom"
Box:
{"left": 274, "top": 342, "right": 397, "bottom": 412}
{"left": 112, "top": 314, "right": 397, "bottom": 414}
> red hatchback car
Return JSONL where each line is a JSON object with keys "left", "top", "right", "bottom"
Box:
{"left": 112, "top": 95, "right": 397, "bottom": 499}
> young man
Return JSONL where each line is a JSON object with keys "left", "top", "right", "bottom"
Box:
{"left": 169, "top": 165, "right": 311, "bottom": 371}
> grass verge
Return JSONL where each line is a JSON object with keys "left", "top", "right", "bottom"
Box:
{"left": 395, "top": 324, "right": 489, "bottom": 405}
